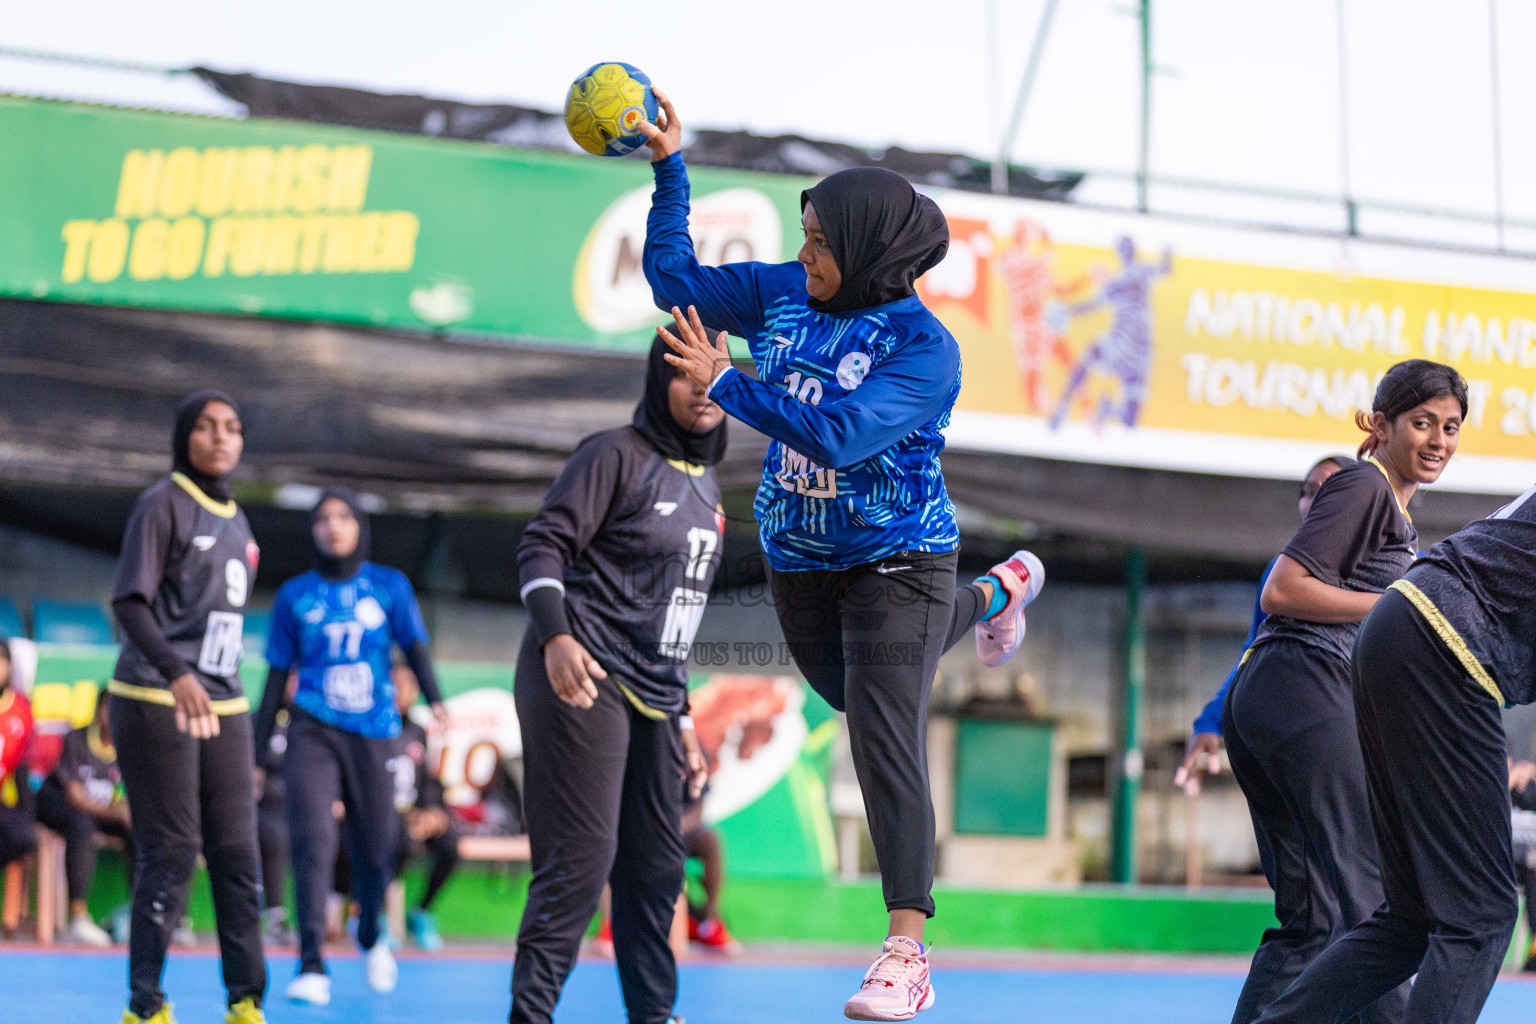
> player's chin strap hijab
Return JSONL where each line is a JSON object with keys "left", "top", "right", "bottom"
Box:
{"left": 172, "top": 389, "right": 239, "bottom": 502}
{"left": 310, "top": 487, "right": 372, "bottom": 581}
{"left": 801, "top": 167, "right": 950, "bottom": 315}
{"left": 632, "top": 334, "right": 728, "bottom": 466}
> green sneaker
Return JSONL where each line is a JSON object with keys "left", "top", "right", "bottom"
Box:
{"left": 121, "top": 1003, "right": 177, "bottom": 1024}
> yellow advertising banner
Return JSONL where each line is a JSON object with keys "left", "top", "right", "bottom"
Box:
{"left": 919, "top": 192, "right": 1536, "bottom": 494}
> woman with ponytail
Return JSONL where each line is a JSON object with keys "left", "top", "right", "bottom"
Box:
{"left": 1221, "top": 359, "right": 1467, "bottom": 1024}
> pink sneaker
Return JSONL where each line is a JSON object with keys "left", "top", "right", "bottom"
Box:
{"left": 974, "top": 550, "right": 1045, "bottom": 667}
{"left": 843, "top": 936, "right": 935, "bottom": 1021}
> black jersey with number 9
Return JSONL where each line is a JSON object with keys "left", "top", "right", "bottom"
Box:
{"left": 112, "top": 472, "right": 259, "bottom": 700}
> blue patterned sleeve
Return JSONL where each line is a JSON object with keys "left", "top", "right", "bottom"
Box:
{"left": 263, "top": 582, "right": 298, "bottom": 672}
{"left": 1192, "top": 557, "right": 1275, "bottom": 735}
{"left": 708, "top": 334, "right": 959, "bottom": 469}
{"left": 643, "top": 152, "right": 792, "bottom": 338}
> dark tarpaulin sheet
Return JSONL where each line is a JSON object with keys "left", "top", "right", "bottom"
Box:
{"left": 0, "top": 299, "right": 1502, "bottom": 580}
{"left": 191, "top": 67, "right": 1083, "bottom": 201}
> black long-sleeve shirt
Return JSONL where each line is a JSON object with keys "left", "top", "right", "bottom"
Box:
{"left": 517, "top": 426, "right": 723, "bottom": 716}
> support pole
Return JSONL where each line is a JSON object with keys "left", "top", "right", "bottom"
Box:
{"left": 1137, "top": 0, "right": 1152, "bottom": 213}
{"left": 1488, "top": 0, "right": 1507, "bottom": 251}
{"left": 1112, "top": 545, "right": 1146, "bottom": 884}
{"left": 993, "top": 0, "right": 1061, "bottom": 196}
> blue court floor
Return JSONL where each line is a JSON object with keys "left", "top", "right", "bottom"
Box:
{"left": 2, "top": 948, "right": 1534, "bottom": 1023}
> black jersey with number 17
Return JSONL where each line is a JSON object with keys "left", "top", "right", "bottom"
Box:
{"left": 517, "top": 427, "right": 723, "bottom": 717}
{"left": 112, "top": 472, "right": 259, "bottom": 701}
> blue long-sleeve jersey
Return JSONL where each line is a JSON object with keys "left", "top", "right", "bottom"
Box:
{"left": 643, "top": 152, "right": 961, "bottom": 572}
{"left": 1193, "top": 557, "right": 1276, "bottom": 735}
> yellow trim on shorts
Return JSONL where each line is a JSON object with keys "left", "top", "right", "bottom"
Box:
{"left": 171, "top": 472, "right": 238, "bottom": 519}
{"left": 108, "top": 680, "right": 250, "bottom": 716}
{"left": 1386, "top": 581, "right": 1504, "bottom": 705}
{"left": 613, "top": 680, "right": 669, "bottom": 721}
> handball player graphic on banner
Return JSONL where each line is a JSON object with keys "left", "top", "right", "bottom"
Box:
{"left": 917, "top": 192, "right": 1536, "bottom": 494}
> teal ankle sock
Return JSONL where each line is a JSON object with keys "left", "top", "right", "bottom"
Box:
{"left": 976, "top": 574, "right": 1007, "bottom": 619}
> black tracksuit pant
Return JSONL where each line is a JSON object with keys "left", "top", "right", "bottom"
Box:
{"left": 256, "top": 795, "right": 289, "bottom": 913}
{"left": 769, "top": 549, "right": 986, "bottom": 918}
{"left": 509, "top": 632, "right": 688, "bottom": 1024}
{"left": 36, "top": 782, "right": 136, "bottom": 902}
{"left": 1222, "top": 638, "right": 1408, "bottom": 1024}
{"left": 1253, "top": 590, "right": 1516, "bottom": 1024}
{"left": 284, "top": 707, "right": 397, "bottom": 975}
{"left": 110, "top": 698, "right": 266, "bottom": 1016}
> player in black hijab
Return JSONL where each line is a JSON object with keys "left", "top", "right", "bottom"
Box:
{"left": 509, "top": 336, "right": 724, "bottom": 1024}
{"left": 110, "top": 390, "right": 267, "bottom": 1024}
{"left": 799, "top": 166, "right": 950, "bottom": 315}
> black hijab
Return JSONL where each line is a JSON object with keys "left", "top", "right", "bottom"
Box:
{"left": 632, "top": 335, "right": 728, "bottom": 466}
{"left": 800, "top": 167, "right": 950, "bottom": 315}
{"left": 172, "top": 389, "right": 239, "bottom": 502}
{"left": 310, "top": 487, "right": 371, "bottom": 581}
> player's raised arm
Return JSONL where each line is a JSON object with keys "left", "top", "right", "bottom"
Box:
{"left": 638, "top": 89, "right": 783, "bottom": 339}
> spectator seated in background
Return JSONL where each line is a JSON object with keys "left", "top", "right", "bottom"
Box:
{"left": 387, "top": 664, "right": 459, "bottom": 952}
{"left": 35, "top": 687, "right": 133, "bottom": 947}
{"left": 681, "top": 791, "right": 738, "bottom": 953}
{"left": 0, "top": 637, "right": 37, "bottom": 937}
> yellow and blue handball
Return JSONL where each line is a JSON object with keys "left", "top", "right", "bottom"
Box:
{"left": 564, "top": 62, "right": 658, "bottom": 157}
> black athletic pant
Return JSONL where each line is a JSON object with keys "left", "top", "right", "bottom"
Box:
{"left": 36, "top": 782, "right": 136, "bottom": 902}
{"left": 256, "top": 794, "right": 289, "bottom": 912}
{"left": 510, "top": 632, "right": 687, "bottom": 1024}
{"left": 0, "top": 769, "right": 36, "bottom": 869}
{"left": 1253, "top": 590, "right": 1516, "bottom": 1024}
{"left": 394, "top": 823, "right": 460, "bottom": 911}
{"left": 110, "top": 698, "right": 266, "bottom": 1016}
{"left": 284, "top": 708, "right": 397, "bottom": 975}
{"left": 1222, "top": 638, "right": 1408, "bottom": 1024}
{"left": 768, "top": 549, "right": 986, "bottom": 918}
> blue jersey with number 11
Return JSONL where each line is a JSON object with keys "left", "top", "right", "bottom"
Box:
{"left": 643, "top": 153, "right": 961, "bottom": 572}
{"left": 265, "top": 563, "right": 429, "bottom": 739}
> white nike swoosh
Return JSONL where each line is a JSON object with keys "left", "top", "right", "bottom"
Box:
{"left": 874, "top": 564, "right": 913, "bottom": 574}
{"left": 192, "top": 536, "right": 216, "bottom": 550}
{"left": 772, "top": 335, "right": 792, "bottom": 347}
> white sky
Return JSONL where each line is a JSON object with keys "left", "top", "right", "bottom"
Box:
{"left": 7, "top": 0, "right": 1536, "bottom": 245}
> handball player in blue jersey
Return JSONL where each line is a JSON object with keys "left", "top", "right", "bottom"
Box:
{"left": 253, "top": 489, "right": 446, "bottom": 1007}
{"left": 639, "top": 91, "right": 1044, "bottom": 1021}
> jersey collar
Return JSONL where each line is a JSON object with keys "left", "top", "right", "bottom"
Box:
{"left": 664, "top": 458, "right": 706, "bottom": 478}
{"left": 1366, "top": 458, "right": 1412, "bottom": 522}
{"left": 171, "top": 472, "right": 238, "bottom": 519}
{"left": 822, "top": 294, "right": 925, "bottom": 320}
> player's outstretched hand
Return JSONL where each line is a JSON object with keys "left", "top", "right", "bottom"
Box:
{"left": 1174, "top": 731, "right": 1222, "bottom": 797}
{"left": 169, "top": 672, "right": 220, "bottom": 739}
{"left": 659, "top": 305, "right": 730, "bottom": 392}
{"left": 543, "top": 633, "right": 606, "bottom": 709}
{"left": 637, "top": 87, "right": 681, "bottom": 162}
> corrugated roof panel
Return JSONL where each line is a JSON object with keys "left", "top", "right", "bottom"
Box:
{"left": 0, "top": 53, "right": 245, "bottom": 118}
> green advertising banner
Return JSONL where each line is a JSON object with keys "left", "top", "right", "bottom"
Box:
{"left": 0, "top": 96, "right": 807, "bottom": 352}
